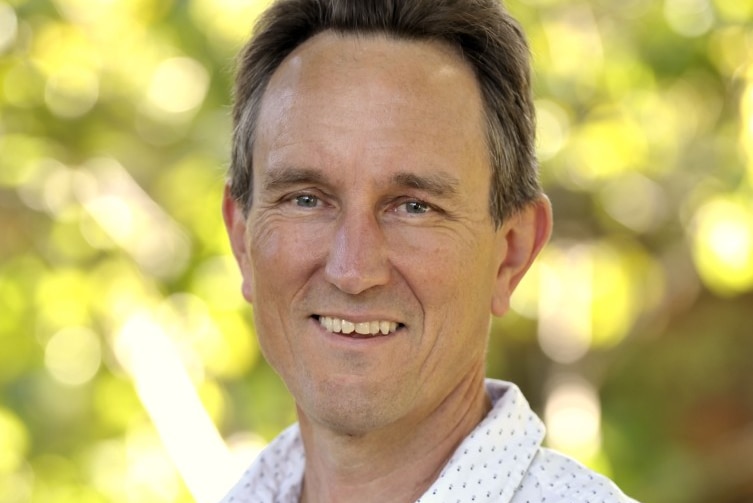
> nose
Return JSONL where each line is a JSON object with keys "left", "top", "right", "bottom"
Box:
{"left": 324, "top": 209, "right": 391, "bottom": 295}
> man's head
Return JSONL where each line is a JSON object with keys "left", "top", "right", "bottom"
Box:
{"left": 223, "top": 0, "right": 552, "bottom": 436}
{"left": 229, "top": 0, "right": 540, "bottom": 227}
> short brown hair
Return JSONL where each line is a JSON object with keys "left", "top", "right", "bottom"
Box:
{"left": 230, "top": 0, "right": 540, "bottom": 226}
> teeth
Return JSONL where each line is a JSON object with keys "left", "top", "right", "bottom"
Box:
{"left": 319, "top": 316, "right": 399, "bottom": 336}
{"left": 355, "top": 322, "right": 370, "bottom": 335}
{"left": 322, "top": 317, "right": 333, "bottom": 331}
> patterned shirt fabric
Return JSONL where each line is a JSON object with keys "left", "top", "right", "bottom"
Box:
{"left": 219, "top": 379, "right": 638, "bottom": 503}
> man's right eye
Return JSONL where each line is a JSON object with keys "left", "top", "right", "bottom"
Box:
{"left": 294, "top": 194, "right": 319, "bottom": 207}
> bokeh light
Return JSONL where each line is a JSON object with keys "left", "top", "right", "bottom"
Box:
{"left": 145, "top": 57, "right": 209, "bottom": 117}
{"left": 665, "top": 0, "right": 715, "bottom": 37}
{"left": 114, "top": 310, "right": 239, "bottom": 503}
{"left": 691, "top": 197, "right": 753, "bottom": 295}
{"left": 544, "top": 374, "right": 602, "bottom": 461}
{"left": 44, "top": 326, "right": 102, "bottom": 386}
{"left": 0, "top": 3, "right": 18, "bottom": 53}
{"left": 537, "top": 245, "right": 593, "bottom": 364}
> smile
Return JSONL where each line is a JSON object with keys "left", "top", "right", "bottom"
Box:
{"left": 317, "top": 316, "right": 400, "bottom": 336}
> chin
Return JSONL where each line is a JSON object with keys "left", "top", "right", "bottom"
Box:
{"left": 297, "top": 380, "right": 407, "bottom": 436}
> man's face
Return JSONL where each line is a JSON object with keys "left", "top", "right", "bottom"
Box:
{"left": 226, "top": 32, "right": 521, "bottom": 434}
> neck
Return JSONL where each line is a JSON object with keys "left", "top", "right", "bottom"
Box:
{"left": 298, "top": 372, "right": 491, "bottom": 503}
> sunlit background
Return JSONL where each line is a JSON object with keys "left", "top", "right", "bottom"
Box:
{"left": 0, "top": 0, "right": 751, "bottom": 502}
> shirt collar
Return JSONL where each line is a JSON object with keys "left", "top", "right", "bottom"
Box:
{"left": 416, "top": 379, "right": 546, "bottom": 503}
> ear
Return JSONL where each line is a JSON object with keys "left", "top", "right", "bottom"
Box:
{"left": 222, "top": 184, "right": 254, "bottom": 304}
{"left": 491, "top": 195, "right": 552, "bottom": 316}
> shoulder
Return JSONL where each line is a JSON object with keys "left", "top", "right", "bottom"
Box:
{"left": 512, "top": 447, "right": 640, "bottom": 503}
{"left": 219, "top": 424, "right": 305, "bottom": 503}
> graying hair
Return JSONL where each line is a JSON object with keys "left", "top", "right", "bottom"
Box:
{"left": 230, "top": 0, "right": 541, "bottom": 227}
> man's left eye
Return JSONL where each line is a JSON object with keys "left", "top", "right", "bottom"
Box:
{"left": 294, "top": 194, "right": 319, "bottom": 207}
{"left": 402, "top": 200, "right": 430, "bottom": 214}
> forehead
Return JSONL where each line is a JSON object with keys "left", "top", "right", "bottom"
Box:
{"left": 272, "top": 30, "right": 475, "bottom": 85}
{"left": 253, "top": 31, "right": 490, "bottom": 190}
{"left": 270, "top": 30, "right": 474, "bottom": 87}
{"left": 259, "top": 30, "right": 486, "bottom": 129}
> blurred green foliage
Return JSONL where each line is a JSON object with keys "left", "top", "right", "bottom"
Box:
{"left": 0, "top": 0, "right": 751, "bottom": 502}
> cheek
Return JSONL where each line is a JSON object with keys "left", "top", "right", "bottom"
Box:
{"left": 419, "top": 240, "right": 497, "bottom": 351}
{"left": 245, "top": 222, "right": 310, "bottom": 367}
{"left": 394, "top": 235, "right": 494, "bottom": 373}
{"left": 391, "top": 225, "right": 493, "bottom": 278}
{"left": 248, "top": 218, "right": 327, "bottom": 294}
{"left": 390, "top": 228, "right": 493, "bottom": 311}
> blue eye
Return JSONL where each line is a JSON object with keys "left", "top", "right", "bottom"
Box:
{"left": 295, "top": 194, "right": 319, "bottom": 208}
{"left": 403, "top": 200, "right": 430, "bottom": 214}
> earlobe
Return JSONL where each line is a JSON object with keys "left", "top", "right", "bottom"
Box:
{"left": 222, "top": 184, "right": 254, "bottom": 303}
{"left": 491, "top": 195, "right": 553, "bottom": 316}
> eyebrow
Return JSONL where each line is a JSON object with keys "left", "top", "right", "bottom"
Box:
{"left": 262, "top": 166, "right": 328, "bottom": 192}
{"left": 261, "top": 166, "right": 460, "bottom": 198}
{"left": 391, "top": 172, "right": 460, "bottom": 199}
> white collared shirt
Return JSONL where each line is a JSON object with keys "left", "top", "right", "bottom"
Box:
{"left": 220, "top": 379, "right": 638, "bottom": 503}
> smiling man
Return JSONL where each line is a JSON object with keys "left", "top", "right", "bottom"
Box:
{"left": 221, "top": 1, "right": 636, "bottom": 502}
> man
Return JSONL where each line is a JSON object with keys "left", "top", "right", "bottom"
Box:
{"left": 221, "top": 0, "right": 637, "bottom": 502}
